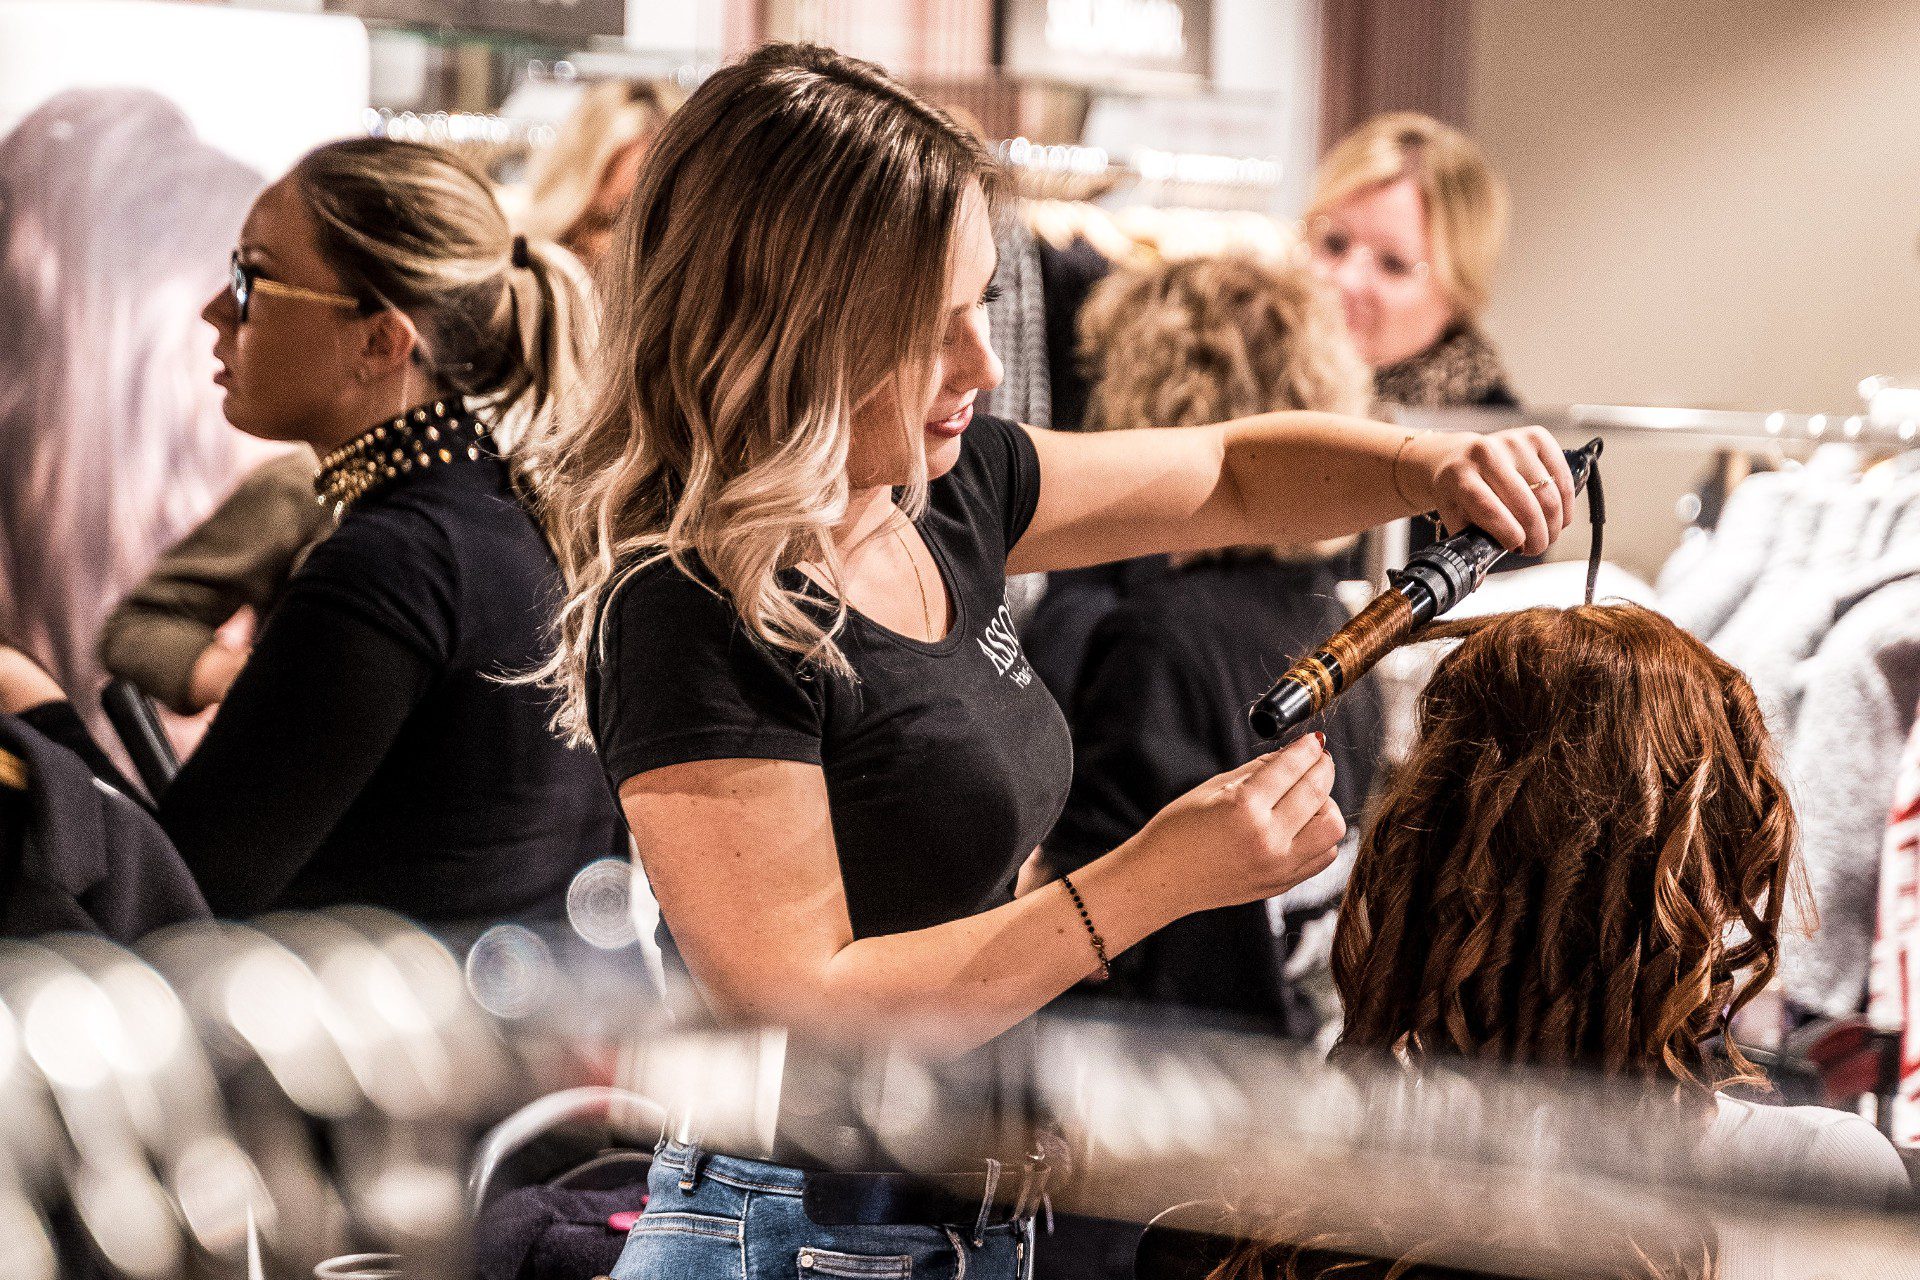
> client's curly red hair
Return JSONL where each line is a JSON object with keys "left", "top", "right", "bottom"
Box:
{"left": 1333, "top": 604, "right": 1798, "bottom": 1096}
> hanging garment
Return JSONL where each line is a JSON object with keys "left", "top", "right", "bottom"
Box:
{"left": 1712, "top": 476, "right": 1876, "bottom": 730}
{"left": 1034, "top": 233, "right": 1112, "bottom": 431}
{"left": 1656, "top": 470, "right": 1798, "bottom": 638}
{"left": 1865, "top": 699, "right": 1920, "bottom": 1147}
{"left": 1853, "top": 457, "right": 1920, "bottom": 563}
{"left": 1701, "top": 470, "right": 1841, "bottom": 653}
{"left": 0, "top": 711, "right": 206, "bottom": 941}
{"left": 1710, "top": 452, "right": 1920, "bottom": 734}
{"left": 1780, "top": 572, "right": 1920, "bottom": 1016}
{"left": 978, "top": 217, "right": 1051, "bottom": 430}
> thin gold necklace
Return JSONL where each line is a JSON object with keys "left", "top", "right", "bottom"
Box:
{"left": 890, "top": 516, "right": 935, "bottom": 641}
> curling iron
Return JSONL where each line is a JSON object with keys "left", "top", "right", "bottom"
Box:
{"left": 1248, "top": 437, "right": 1606, "bottom": 740}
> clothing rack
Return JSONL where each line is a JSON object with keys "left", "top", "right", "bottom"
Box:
{"left": 994, "top": 135, "right": 1285, "bottom": 206}
{"left": 364, "top": 106, "right": 557, "bottom": 151}
{"left": 1361, "top": 401, "right": 1920, "bottom": 596}
{"left": 1396, "top": 403, "right": 1920, "bottom": 452}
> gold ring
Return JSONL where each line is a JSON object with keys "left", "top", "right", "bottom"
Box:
{"left": 1528, "top": 477, "right": 1552, "bottom": 492}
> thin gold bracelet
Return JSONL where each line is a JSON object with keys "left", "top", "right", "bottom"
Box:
{"left": 1058, "top": 873, "right": 1111, "bottom": 982}
{"left": 1391, "top": 430, "right": 1430, "bottom": 511}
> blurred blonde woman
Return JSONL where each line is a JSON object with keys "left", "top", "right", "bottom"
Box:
{"left": 531, "top": 42, "right": 1572, "bottom": 1277}
{"left": 518, "top": 79, "right": 684, "bottom": 267}
{"left": 0, "top": 89, "right": 261, "bottom": 730}
{"left": 1306, "top": 112, "right": 1516, "bottom": 409}
{"left": 1037, "top": 254, "right": 1385, "bottom": 1043}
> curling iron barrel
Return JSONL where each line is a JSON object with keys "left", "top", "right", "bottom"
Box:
{"left": 1248, "top": 437, "right": 1605, "bottom": 740}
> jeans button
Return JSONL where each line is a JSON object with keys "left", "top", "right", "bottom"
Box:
{"left": 799, "top": 1248, "right": 815, "bottom": 1269}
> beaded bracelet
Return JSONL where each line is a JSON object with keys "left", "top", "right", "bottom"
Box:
{"left": 1058, "top": 873, "right": 1111, "bottom": 983}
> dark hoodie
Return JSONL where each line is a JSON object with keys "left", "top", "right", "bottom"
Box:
{"left": 0, "top": 708, "right": 206, "bottom": 941}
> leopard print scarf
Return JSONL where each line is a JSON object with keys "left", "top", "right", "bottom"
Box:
{"left": 1373, "top": 325, "right": 1514, "bottom": 410}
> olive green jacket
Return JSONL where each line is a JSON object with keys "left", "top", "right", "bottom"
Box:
{"left": 97, "top": 451, "right": 329, "bottom": 714}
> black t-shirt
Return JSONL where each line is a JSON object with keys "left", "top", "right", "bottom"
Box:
{"left": 160, "top": 449, "right": 623, "bottom": 923}
{"left": 590, "top": 413, "right": 1073, "bottom": 955}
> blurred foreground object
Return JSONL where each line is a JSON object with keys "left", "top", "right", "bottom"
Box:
{"left": 0, "top": 913, "right": 1909, "bottom": 1277}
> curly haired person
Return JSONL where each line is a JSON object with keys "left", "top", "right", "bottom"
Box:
{"left": 1216, "top": 604, "right": 1908, "bottom": 1280}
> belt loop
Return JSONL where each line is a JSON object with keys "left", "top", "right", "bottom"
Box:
{"left": 971, "top": 1156, "right": 1002, "bottom": 1248}
{"left": 941, "top": 1226, "right": 970, "bottom": 1280}
{"left": 1010, "top": 1145, "right": 1053, "bottom": 1225}
{"left": 677, "top": 1143, "right": 705, "bottom": 1192}
{"left": 1009, "top": 1161, "right": 1034, "bottom": 1225}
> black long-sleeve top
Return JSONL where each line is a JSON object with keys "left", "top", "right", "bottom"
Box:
{"left": 1045, "top": 554, "right": 1384, "bottom": 1033}
{"left": 156, "top": 449, "right": 622, "bottom": 923}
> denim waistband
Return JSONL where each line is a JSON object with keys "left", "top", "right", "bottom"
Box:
{"left": 653, "top": 1140, "right": 806, "bottom": 1195}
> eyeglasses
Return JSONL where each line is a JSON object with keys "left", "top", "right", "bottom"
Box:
{"left": 228, "top": 251, "right": 362, "bottom": 323}
{"left": 1307, "top": 217, "right": 1432, "bottom": 287}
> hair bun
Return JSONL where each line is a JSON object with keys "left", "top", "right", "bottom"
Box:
{"left": 510, "top": 233, "right": 531, "bottom": 269}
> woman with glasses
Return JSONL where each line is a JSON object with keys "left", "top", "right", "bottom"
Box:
{"left": 1306, "top": 113, "right": 1518, "bottom": 412}
{"left": 141, "top": 137, "right": 621, "bottom": 924}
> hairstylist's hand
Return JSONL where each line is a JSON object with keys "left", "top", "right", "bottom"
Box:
{"left": 1403, "top": 426, "right": 1574, "bottom": 557}
{"left": 1122, "top": 734, "right": 1345, "bottom": 916}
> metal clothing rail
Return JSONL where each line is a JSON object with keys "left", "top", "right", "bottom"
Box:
{"left": 993, "top": 136, "right": 1286, "bottom": 191}
{"left": 1365, "top": 402, "right": 1920, "bottom": 587}
{"left": 3, "top": 913, "right": 1915, "bottom": 1279}
{"left": 1396, "top": 403, "right": 1920, "bottom": 452}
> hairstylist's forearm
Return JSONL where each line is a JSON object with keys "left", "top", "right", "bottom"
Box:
{"left": 811, "top": 837, "right": 1187, "bottom": 1055}
{"left": 1222, "top": 415, "right": 1574, "bottom": 557}
{"left": 774, "top": 739, "right": 1339, "bottom": 1055}
{"left": 1219, "top": 413, "right": 1426, "bottom": 544}
{"left": 640, "top": 739, "right": 1340, "bottom": 1055}
{"left": 1012, "top": 413, "right": 1572, "bottom": 575}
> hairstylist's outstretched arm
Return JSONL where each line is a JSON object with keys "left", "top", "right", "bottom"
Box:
{"left": 1009, "top": 417, "right": 1575, "bottom": 579}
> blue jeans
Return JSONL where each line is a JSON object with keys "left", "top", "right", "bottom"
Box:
{"left": 610, "top": 1142, "right": 1034, "bottom": 1280}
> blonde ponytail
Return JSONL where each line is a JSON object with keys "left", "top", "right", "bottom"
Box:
{"left": 291, "top": 138, "right": 595, "bottom": 458}
{"left": 495, "top": 234, "right": 596, "bottom": 455}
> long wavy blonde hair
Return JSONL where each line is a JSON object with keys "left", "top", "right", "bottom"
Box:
{"left": 517, "top": 79, "right": 684, "bottom": 254}
{"left": 529, "top": 43, "right": 1001, "bottom": 740}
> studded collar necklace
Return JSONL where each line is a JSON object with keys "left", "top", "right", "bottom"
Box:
{"left": 314, "top": 398, "right": 493, "bottom": 517}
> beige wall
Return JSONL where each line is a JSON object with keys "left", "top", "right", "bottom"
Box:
{"left": 1468, "top": 0, "right": 1920, "bottom": 412}
{"left": 1462, "top": 0, "right": 1920, "bottom": 580}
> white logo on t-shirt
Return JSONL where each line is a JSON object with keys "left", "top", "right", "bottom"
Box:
{"left": 978, "top": 601, "right": 1035, "bottom": 687}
